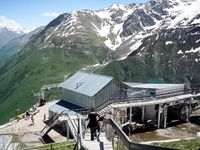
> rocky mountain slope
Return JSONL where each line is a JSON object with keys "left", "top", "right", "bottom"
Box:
{"left": 0, "top": 0, "right": 200, "bottom": 124}
{"left": 98, "top": 0, "right": 200, "bottom": 83}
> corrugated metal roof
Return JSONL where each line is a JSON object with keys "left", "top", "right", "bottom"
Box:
{"left": 124, "top": 82, "right": 184, "bottom": 89}
{"left": 59, "top": 72, "right": 113, "bottom": 97}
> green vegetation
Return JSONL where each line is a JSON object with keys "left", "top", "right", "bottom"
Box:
{"left": 0, "top": 47, "right": 96, "bottom": 124}
{"left": 44, "top": 88, "right": 62, "bottom": 102}
{"left": 97, "top": 56, "right": 165, "bottom": 83}
{"left": 153, "top": 139, "right": 200, "bottom": 150}
{"left": 27, "top": 141, "right": 76, "bottom": 150}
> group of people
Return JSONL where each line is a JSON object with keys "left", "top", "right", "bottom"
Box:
{"left": 86, "top": 108, "right": 105, "bottom": 141}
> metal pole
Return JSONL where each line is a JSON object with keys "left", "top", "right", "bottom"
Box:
{"left": 112, "top": 137, "right": 115, "bottom": 149}
{"left": 185, "top": 103, "right": 189, "bottom": 122}
{"left": 129, "top": 106, "right": 132, "bottom": 123}
{"left": 189, "top": 98, "right": 192, "bottom": 115}
{"left": 67, "top": 122, "right": 70, "bottom": 140}
{"left": 77, "top": 118, "right": 81, "bottom": 150}
{"left": 157, "top": 104, "right": 161, "bottom": 129}
{"left": 117, "top": 137, "right": 120, "bottom": 150}
{"left": 163, "top": 105, "right": 168, "bottom": 129}
{"left": 113, "top": 108, "right": 116, "bottom": 121}
{"left": 141, "top": 106, "right": 145, "bottom": 123}
{"left": 79, "top": 117, "right": 83, "bottom": 141}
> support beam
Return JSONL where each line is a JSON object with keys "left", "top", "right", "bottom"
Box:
{"left": 157, "top": 104, "right": 161, "bottom": 129}
{"left": 163, "top": 105, "right": 168, "bottom": 129}
{"left": 141, "top": 106, "right": 145, "bottom": 123}
{"left": 79, "top": 117, "right": 83, "bottom": 141}
{"left": 117, "top": 137, "right": 120, "bottom": 150}
{"left": 129, "top": 106, "right": 132, "bottom": 123}
{"left": 189, "top": 98, "right": 192, "bottom": 115}
{"left": 185, "top": 104, "right": 189, "bottom": 122}
{"left": 112, "top": 136, "right": 115, "bottom": 149}
{"left": 113, "top": 108, "right": 116, "bottom": 122}
{"left": 67, "top": 122, "right": 70, "bottom": 140}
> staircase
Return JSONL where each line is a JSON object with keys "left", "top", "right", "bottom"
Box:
{"left": 40, "top": 111, "right": 64, "bottom": 136}
{"left": 98, "top": 104, "right": 112, "bottom": 116}
{"left": 82, "top": 131, "right": 113, "bottom": 150}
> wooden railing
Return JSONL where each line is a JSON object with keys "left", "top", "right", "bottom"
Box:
{"left": 105, "top": 118, "right": 176, "bottom": 150}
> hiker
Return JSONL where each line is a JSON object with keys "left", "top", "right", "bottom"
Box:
{"left": 43, "top": 113, "right": 46, "bottom": 121}
{"left": 31, "top": 115, "right": 34, "bottom": 125}
{"left": 86, "top": 108, "right": 100, "bottom": 141}
{"left": 25, "top": 111, "right": 30, "bottom": 120}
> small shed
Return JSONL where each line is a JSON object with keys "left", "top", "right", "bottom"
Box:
{"left": 59, "top": 72, "right": 127, "bottom": 108}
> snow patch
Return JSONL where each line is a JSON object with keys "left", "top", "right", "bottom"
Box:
{"left": 130, "top": 40, "right": 142, "bottom": 51}
{"left": 110, "top": 4, "right": 128, "bottom": 11}
{"left": 177, "top": 50, "right": 183, "bottom": 54}
{"left": 93, "top": 63, "right": 100, "bottom": 67}
{"left": 196, "top": 39, "right": 200, "bottom": 43}
{"left": 167, "top": 0, "right": 200, "bottom": 28}
{"left": 104, "top": 39, "right": 114, "bottom": 50}
{"left": 192, "top": 18, "right": 200, "bottom": 24}
{"left": 45, "top": 23, "right": 62, "bottom": 41}
{"left": 95, "top": 10, "right": 112, "bottom": 19}
{"left": 118, "top": 39, "right": 143, "bottom": 60}
{"left": 166, "top": 41, "right": 174, "bottom": 45}
{"left": 185, "top": 47, "right": 200, "bottom": 53}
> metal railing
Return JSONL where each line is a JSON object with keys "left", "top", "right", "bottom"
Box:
{"left": 61, "top": 110, "right": 88, "bottom": 150}
{"left": 95, "top": 88, "right": 200, "bottom": 113}
{"left": 40, "top": 111, "right": 64, "bottom": 133}
{"left": 105, "top": 118, "right": 176, "bottom": 150}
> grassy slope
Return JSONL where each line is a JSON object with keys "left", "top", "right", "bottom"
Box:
{"left": 154, "top": 139, "right": 200, "bottom": 150}
{"left": 0, "top": 48, "right": 94, "bottom": 124}
{"left": 96, "top": 56, "right": 165, "bottom": 83}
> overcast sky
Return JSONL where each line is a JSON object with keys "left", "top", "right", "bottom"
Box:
{"left": 0, "top": 0, "right": 148, "bottom": 29}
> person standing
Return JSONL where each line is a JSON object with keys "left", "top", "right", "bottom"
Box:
{"left": 31, "top": 115, "right": 34, "bottom": 125}
{"left": 87, "top": 108, "right": 99, "bottom": 141}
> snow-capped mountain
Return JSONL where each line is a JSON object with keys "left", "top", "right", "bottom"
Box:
{"left": 25, "top": 0, "right": 200, "bottom": 61}
{"left": 98, "top": 0, "right": 200, "bottom": 82}
{"left": 0, "top": 16, "right": 29, "bottom": 33}
{"left": 0, "top": 16, "right": 30, "bottom": 48}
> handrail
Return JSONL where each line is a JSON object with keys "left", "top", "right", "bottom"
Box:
{"left": 105, "top": 118, "right": 176, "bottom": 150}
{"left": 61, "top": 110, "right": 79, "bottom": 141}
{"left": 40, "top": 111, "right": 62, "bottom": 132}
{"left": 61, "top": 110, "right": 88, "bottom": 150}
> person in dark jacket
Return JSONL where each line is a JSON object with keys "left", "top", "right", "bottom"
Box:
{"left": 87, "top": 108, "right": 100, "bottom": 141}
